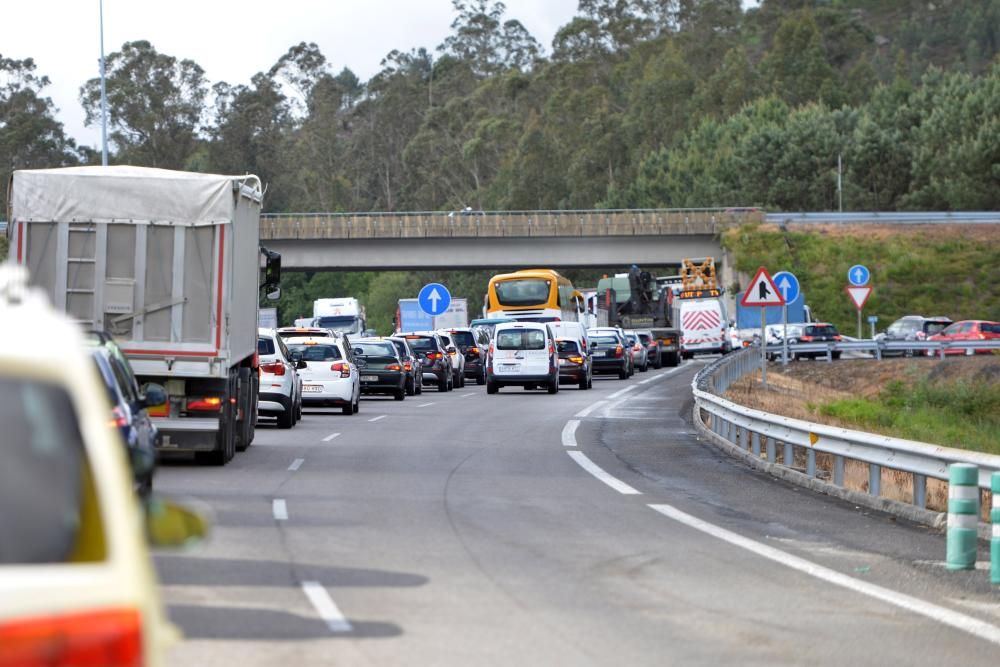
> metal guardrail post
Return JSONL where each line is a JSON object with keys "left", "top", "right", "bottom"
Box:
{"left": 766, "top": 436, "right": 775, "bottom": 463}
{"left": 784, "top": 441, "right": 793, "bottom": 468}
{"left": 992, "top": 471, "right": 1000, "bottom": 585}
{"left": 947, "top": 463, "right": 979, "bottom": 571}
{"left": 869, "top": 464, "right": 881, "bottom": 496}
{"left": 913, "top": 474, "right": 927, "bottom": 508}
{"left": 807, "top": 450, "right": 816, "bottom": 478}
{"left": 834, "top": 456, "right": 845, "bottom": 486}
{"left": 751, "top": 431, "right": 760, "bottom": 457}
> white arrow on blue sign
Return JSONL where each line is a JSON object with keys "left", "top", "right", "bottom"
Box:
{"left": 772, "top": 271, "right": 800, "bottom": 305}
{"left": 848, "top": 264, "right": 870, "bottom": 286}
{"left": 418, "top": 282, "right": 451, "bottom": 316}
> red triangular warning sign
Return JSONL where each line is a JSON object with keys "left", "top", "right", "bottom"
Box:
{"left": 845, "top": 285, "right": 872, "bottom": 310}
{"left": 740, "top": 267, "right": 785, "bottom": 307}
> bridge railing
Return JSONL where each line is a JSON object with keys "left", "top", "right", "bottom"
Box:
{"left": 258, "top": 208, "right": 761, "bottom": 240}
{"left": 692, "top": 347, "right": 1000, "bottom": 518}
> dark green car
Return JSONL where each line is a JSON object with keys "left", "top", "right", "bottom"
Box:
{"left": 352, "top": 338, "right": 407, "bottom": 400}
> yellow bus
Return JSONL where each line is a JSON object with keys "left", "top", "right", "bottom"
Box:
{"left": 484, "top": 269, "right": 584, "bottom": 322}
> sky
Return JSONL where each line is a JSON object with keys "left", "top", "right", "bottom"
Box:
{"left": 4, "top": 0, "right": 580, "bottom": 150}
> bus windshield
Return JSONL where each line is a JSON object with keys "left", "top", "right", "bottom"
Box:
{"left": 493, "top": 279, "right": 552, "bottom": 307}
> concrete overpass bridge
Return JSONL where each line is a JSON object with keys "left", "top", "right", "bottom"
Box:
{"left": 258, "top": 208, "right": 761, "bottom": 272}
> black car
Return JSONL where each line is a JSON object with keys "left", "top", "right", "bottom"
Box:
{"left": 788, "top": 323, "right": 843, "bottom": 360}
{"left": 401, "top": 332, "right": 453, "bottom": 392}
{"left": 557, "top": 338, "right": 593, "bottom": 390}
{"left": 352, "top": 338, "right": 407, "bottom": 400}
{"left": 635, "top": 331, "right": 662, "bottom": 369}
{"left": 444, "top": 327, "right": 490, "bottom": 386}
{"left": 588, "top": 329, "right": 631, "bottom": 379}
{"left": 86, "top": 338, "right": 166, "bottom": 498}
{"left": 388, "top": 336, "right": 423, "bottom": 396}
{"left": 878, "top": 315, "right": 953, "bottom": 357}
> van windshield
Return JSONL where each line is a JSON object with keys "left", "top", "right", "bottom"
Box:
{"left": 497, "top": 329, "right": 546, "bottom": 350}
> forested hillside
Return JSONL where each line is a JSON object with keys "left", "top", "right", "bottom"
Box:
{"left": 2, "top": 0, "right": 998, "bottom": 328}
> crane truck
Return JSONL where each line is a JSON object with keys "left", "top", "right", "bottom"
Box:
{"left": 597, "top": 265, "right": 681, "bottom": 367}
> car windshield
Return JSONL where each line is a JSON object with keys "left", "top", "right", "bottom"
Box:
{"left": 557, "top": 340, "right": 580, "bottom": 355}
{"left": 493, "top": 279, "right": 552, "bottom": 307}
{"left": 404, "top": 336, "right": 438, "bottom": 353}
{"left": 497, "top": 329, "right": 546, "bottom": 350}
{"left": 354, "top": 342, "right": 395, "bottom": 357}
{"left": 448, "top": 331, "right": 476, "bottom": 347}
{"left": 0, "top": 377, "right": 99, "bottom": 564}
{"left": 287, "top": 343, "right": 342, "bottom": 361}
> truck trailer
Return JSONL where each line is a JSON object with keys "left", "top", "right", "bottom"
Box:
{"left": 7, "top": 166, "right": 280, "bottom": 465}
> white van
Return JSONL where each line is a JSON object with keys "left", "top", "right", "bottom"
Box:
{"left": 548, "top": 321, "right": 590, "bottom": 353}
{"left": 676, "top": 297, "right": 731, "bottom": 358}
{"left": 486, "top": 322, "right": 560, "bottom": 394}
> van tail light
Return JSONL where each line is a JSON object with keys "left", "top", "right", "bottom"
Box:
{"left": 488, "top": 344, "right": 494, "bottom": 355}
{"left": 331, "top": 362, "right": 351, "bottom": 378}
{"left": 615, "top": 345, "right": 623, "bottom": 358}
{"left": 549, "top": 342, "right": 556, "bottom": 355}
{"left": 261, "top": 361, "right": 285, "bottom": 376}
{"left": 0, "top": 608, "right": 143, "bottom": 667}
{"left": 386, "top": 363, "right": 401, "bottom": 371}
{"left": 187, "top": 396, "right": 222, "bottom": 412}
{"left": 108, "top": 406, "right": 129, "bottom": 429}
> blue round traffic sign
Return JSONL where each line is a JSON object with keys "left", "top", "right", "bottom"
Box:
{"left": 418, "top": 283, "right": 451, "bottom": 316}
{"left": 772, "top": 271, "right": 800, "bottom": 305}
{"left": 848, "top": 264, "right": 870, "bottom": 286}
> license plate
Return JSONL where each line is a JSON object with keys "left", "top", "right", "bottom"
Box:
{"left": 361, "top": 375, "right": 378, "bottom": 382}
{"left": 501, "top": 363, "right": 519, "bottom": 371}
{"left": 304, "top": 384, "right": 323, "bottom": 393}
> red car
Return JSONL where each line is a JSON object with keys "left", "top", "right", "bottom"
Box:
{"left": 926, "top": 320, "right": 1000, "bottom": 355}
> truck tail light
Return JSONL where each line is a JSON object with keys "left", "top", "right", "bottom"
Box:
{"left": 261, "top": 361, "right": 285, "bottom": 376}
{"left": 187, "top": 396, "right": 222, "bottom": 412}
{"left": 0, "top": 608, "right": 143, "bottom": 667}
{"left": 331, "top": 362, "right": 351, "bottom": 378}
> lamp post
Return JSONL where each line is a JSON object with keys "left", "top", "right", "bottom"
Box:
{"left": 99, "top": 0, "right": 109, "bottom": 166}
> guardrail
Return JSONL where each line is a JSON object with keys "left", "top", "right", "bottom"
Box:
{"left": 693, "top": 348, "right": 1000, "bottom": 512}
{"left": 759, "top": 339, "right": 1000, "bottom": 362}
{"left": 767, "top": 211, "right": 1000, "bottom": 225}
{"left": 258, "top": 208, "right": 761, "bottom": 240}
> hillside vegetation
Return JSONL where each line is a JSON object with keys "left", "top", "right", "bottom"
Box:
{"left": 722, "top": 223, "right": 1000, "bottom": 333}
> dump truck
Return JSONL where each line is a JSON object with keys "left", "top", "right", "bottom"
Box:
{"left": 597, "top": 265, "right": 681, "bottom": 367}
{"left": 7, "top": 165, "right": 281, "bottom": 465}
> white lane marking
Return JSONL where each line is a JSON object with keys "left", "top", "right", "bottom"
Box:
{"left": 418, "top": 402, "right": 436, "bottom": 408}
{"left": 301, "top": 581, "right": 354, "bottom": 633}
{"left": 288, "top": 458, "right": 304, "bottom": 472}
{"left": 567, "top": 451, "right": 641, "bottom": 495}
{"left": 272, "top": 499, "right": 288, "bottom": 521}
{"left": 561, "top": 420, "right": 580, "bottom": 447}
{"left": 639, "top": 376, "right": 658, "bottom": 385}
{"left": 460, "top": 392, "right": 475, "bottom": 398}
{"left": 368, "top": 415, "right": 386, "bottom": 422}
{"left": 322, "top": 432, "right": 341, "bottom": 442}
{"left": 575, "top": 401, "right": 606, "bottom": 418}
{"left": 648, "top": 504, "right": 1000, "bottom": 647}
{"left": 607, "top": 385, "right": 637, "bottom": 400}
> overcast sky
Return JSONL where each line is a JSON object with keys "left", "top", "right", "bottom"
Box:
{"left": 4, "top": 0, "right": 580, "bottom": 150}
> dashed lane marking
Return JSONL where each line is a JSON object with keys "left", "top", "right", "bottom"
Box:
{"left": 567, "top": 451, "right": 641, "bottom": 495}
{"left": 288, "top": 458, "right": 304, "bottom": 472}
{"left": 561, "top": 420, "right": 579, "bottom": 447}
{"left": 272, "top": 499, "right": 288, "bottom": 521}
{"left": 418, "top": 402, "right": 436, "bottom": 408}
{"left": 368, "top": 415, "right": 386, "bottom": 422}
{"left": 302, "top": 581, "right": 353, "bottom": 633}
{"left": 322, "top": 432, "right": 341, "bottom": 442}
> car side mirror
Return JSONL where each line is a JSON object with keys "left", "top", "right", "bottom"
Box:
{"left": 296, "top": 360, "right": 307, "bottom": 370}
{"left": 289, "top": 351, "right": 302, "bottom": 363}
{"left": 140, "top": 383, "right": 167, "bottom": 409}
{"left": 145, "top": 496, "right": 209, "bottom": 549}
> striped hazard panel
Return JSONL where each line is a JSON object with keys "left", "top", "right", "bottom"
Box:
{"left": 682, "top": 309, "right": 721, "bottom": 332}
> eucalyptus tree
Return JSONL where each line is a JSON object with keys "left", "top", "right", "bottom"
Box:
{"left": 79, "top": 40, "right": 207, "bottom": 168}
{"left": 438, "top": 0, "right": 542, "bottom": 76}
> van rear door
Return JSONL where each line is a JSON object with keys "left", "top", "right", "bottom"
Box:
{"left": 494, "top": 326, "right": 550, "bottom": 375}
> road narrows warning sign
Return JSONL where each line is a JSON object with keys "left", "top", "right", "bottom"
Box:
{"left": 740, "top": 267, "right": 786, "bottom": 307}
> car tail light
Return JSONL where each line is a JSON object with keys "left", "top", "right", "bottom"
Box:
{"left": 647, "top": 343, "right": 657, "bottom": 349}
{"left": 261, "top": 361, "right": 285, "bottom": 376}
{"left": 427, "top": 352, "right": 443, "bottom": 361}
{"left": 187, "top": 396, "right": 222, "bottom": 412}
{"left": 833, "top": 335, "right": 842, "bottom": 341}
{"left": 469, "top": 347, "right": 480, "bottom": 355}
{"left": 386, "top": 364, "right": 401, "bottom": 371}
{"left": 567, "top": 355, "right": 584, "bottom": 365}
{"left": 615, "top": 345, "right": 623, "bottom": 358}
{"left": 404, "top": 361, "right": 412, "bottom": 371}
{"left": 331, "top": 362, "right": 351, "bottom": 378}
{"left": 108, "top": 406, "right": 129, "bottom": 429}
{"left": 799, "top": 335, "right": 814, "bottom": 342}
{"left": 632, "top": 343, "right": 641, "bottom": 352}
{"left": 0, "top": 608, "right": 143, "bottom": 667}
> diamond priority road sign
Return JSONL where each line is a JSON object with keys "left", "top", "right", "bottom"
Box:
{"left": 740, "top": 267, "right": 785, "bottom": 307}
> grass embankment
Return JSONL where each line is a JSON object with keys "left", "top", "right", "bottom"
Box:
{"left": 0, "top": 236, "right": 7, "bottom": 261}
{"left": 721, "top": 223, "right": 1000, "bottom": 334}
{"left": 818, "top": 378, "right": 1000, "bottom": 455}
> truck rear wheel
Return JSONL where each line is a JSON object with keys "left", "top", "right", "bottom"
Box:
{"left": 236, "top": 367, "right": 255, "bottom": 450}
{"left": 666, "top": 352, "right": 680, "bottom": 367}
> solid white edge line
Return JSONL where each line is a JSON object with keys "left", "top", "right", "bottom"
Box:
{"left": 272, "top": 499, "right": 288, "bottom": 521}
{"left": 647, "top": 503, "right": 1000, "bottom": 647}
{"left": 575, "top": 401, "right": 606, "bottom": 418}
{"left": 322, "top": 432, "right": 341, "bottom": 442}
{"left": 562, "top": 420, "right": 580, "bottom": 447}
{"left": 567, "top": 451, "right": 641, "bottom": 495}
{"left": 301, "top": 581, "right": 354, "bottom": 633}
{"left": 607, "top": 385, "right": 637, "bottom": 400}
{"left": 288, "top": 458, "right": 304, "bottom": 472}
{"left": 368, "top": 415, "right": 386, "bottom": 422}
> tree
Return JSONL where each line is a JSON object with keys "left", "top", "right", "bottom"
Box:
{"left": 79, "top": 41, "right": 207, "bottom": 168}
{"left": 759, "top": 10, "right": 839, "bottom": 108}
{"left": 438, "top": 0, "right": 541, "bottom": 76}
{"left": 0, "top": 55, "right": 79, "bottom": 216}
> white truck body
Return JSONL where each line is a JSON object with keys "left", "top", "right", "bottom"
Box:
{"left": 313, "top": 297, "right": 366, "bottom": 334}
{"left": 8, "top": 166, "right": 271, "bottom": 462}
{"left": 396, "top": 297, "right": 468, "bottom": 332}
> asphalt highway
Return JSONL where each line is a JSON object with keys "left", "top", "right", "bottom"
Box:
{"left": 155, "top": 361, "right": 1000, "bottom": 666}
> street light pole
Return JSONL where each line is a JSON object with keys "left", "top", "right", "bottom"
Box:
{"left": 99, "top": 0, "right": 109, "bottom": 166}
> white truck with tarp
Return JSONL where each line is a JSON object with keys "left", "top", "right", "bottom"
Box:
{"left": 7, "top": 166, "right": 281, "bottom": 465}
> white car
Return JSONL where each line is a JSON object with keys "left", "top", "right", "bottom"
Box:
{"left": 436, "top": 331, "right": 466, "bottom": 388}
{"left": 257, "top": 328, "right": 303, "bottom": 429}
{"left": 284, "top": 336, "right": 361, "bottom": 415}
{"left": 486, "top": 321, "right": 560, "bottom": 394}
